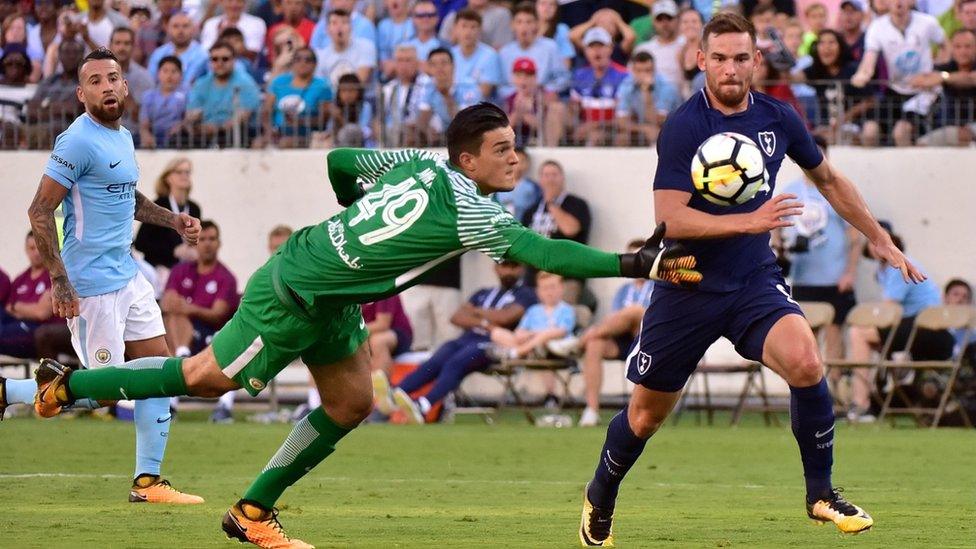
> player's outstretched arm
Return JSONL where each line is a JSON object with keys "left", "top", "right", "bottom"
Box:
{"left": 655, "top": 189, "right": 804, "bottom": 240}
{"left": 503, "top": 224, "right": 701, "bottom": 286}
{"left": 135, "top": 191, "right": 201, "bottom": 245}
{"left": 28, "top": 175, "right": 78, "bottom": 318}
{"left": 804, "top": 159, "right": 925, "bottom": 283}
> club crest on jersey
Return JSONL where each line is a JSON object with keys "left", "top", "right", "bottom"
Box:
{"left": 95, "top": 348, "right": 112, "bottom": 364}
{"left": 758, "top": 131, "right": 776, "bottom": 157}
{"left": 636, "top": 351, "right": 652, "bottom": 375}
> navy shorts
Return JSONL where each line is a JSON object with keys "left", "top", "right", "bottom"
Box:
{"left": 626, "top": 266, "right": 803, "bottom": 392}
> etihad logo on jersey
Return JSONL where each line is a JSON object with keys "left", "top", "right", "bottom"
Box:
{"left": 489, "top": 212, "right": 509, "bottom": 225}
{"left": 328, "top": 219, "right": 362, "bottom": 270}
{"left": 106, "top": 181, "right": 137, "bottom": 201}
{"left": 50, "top": 153, "right": 75, "bottom": 171}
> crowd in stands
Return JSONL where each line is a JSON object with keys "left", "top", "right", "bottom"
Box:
{"left": 2, "top": 0, "right": 976, "bottom": 148}
{"left": 2, "top": 146, "right": 974, "bottom": 426}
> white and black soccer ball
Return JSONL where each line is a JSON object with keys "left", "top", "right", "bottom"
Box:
{"left": 690, "top": 132, "right": 768, "bottom": 206}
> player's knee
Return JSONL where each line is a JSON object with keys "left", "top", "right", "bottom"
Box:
{"left": 325, "top": 393, "right": 373, "bottom": 427}
{"left": 786, "top": 350, "right": 823, "bottom": 387}
{"left": 627, "top": 405, "right": 668, "bottom": 439}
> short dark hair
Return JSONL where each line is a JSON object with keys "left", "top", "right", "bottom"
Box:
{"left": 945, "top": 278, "right": 973, "bottom": 297}
{"left": 200, "top": 220, "right": 220, "bottom": 237}
{"left": 512, "top": 2, "right": 537, "bottom": 19}
{"left": 328, "top": 8, "right": 351, "bottom": 21}
{"left": 158, "top": 55, "right": 183, "bottom": 72}
{"left": 110, "top": 27, "right": 135, "bottom": 43}
{"left": 749, "top": 4, "right": 777, "bottom": 18}
{"left": 80, "top": 47, "right": 120, "bottom": 73}
{"left": 951, "top": 28, "right": 976, "bottom": 41}
{"left": 456, "top": 8, "right": 482, "bottom": 25}
{"left": 218, "top": 26, "right": 245, "bottom": 41}
{"left": 427, "top": 46, "right": 453, "bottom": 63}
{"left": 631, "top": 50, "right": 655, "bottom": 64}
{"left": 446, "top": 102, "right": 511, "bottom": 166}
{"left": 702, "top": 12, "right": 756, "bottom": 51}
{"left": 209, "top": 40, "right": 234, "bottom": 55}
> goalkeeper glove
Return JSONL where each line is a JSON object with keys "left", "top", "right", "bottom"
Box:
{"left": 619, "top": 223, "right": 702, "bottom": 287}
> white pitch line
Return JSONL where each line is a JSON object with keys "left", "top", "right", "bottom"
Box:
{"left": 0, "top": 473, "right": 128, "bottom": 479}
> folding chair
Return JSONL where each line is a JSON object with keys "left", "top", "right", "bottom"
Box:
{"left": 799, "top": 301, "right": 835, "bottom": 342}
{"left": 487, "top": 305, "right": 592, "bottom": 424}
{"left": 878, "top": 305, "right": 974, "bottom": 428}
{"left": 823, "top": 301, "right": 903, "bottom": 413}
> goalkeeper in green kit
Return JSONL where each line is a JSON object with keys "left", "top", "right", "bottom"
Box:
{"left": 33, "top": 103, "right": 701, "bottom": 549}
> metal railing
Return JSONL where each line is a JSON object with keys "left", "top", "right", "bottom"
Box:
{"left": 1, "top": 80, "right": 973, "bottom": 151}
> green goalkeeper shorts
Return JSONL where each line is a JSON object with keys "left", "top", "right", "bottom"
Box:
{"left": 211, "top": 257, "right": 368, "bottom": 396}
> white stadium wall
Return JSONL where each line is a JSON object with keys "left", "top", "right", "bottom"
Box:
{"left": 2, "top": 147, "right": 973, "bottom": 305}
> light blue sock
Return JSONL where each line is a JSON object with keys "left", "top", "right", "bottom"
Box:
{"left": 134, "top": 397, "right": 171, "bottom": 478}
{"left": 4, "top": 378, "right": 37, "bottom": 406}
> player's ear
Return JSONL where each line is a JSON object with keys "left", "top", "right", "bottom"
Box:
{"left": 753, "top": 47, "right": 763, "bottom": 69}
{"left": 696, "top": 48, "right": 706, "bottom": 71}
{"left": 76, "top": 85, "right": 84, "bottom": 104}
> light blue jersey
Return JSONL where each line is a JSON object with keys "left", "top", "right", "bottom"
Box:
{"left": 780, "top": 179, "right": 850, "bottom": 286}
{"left": 44, "top": 114, "right": 139, "bottom": 297}
{"left": 452, "top": 43, "right": 503, "bottom": 86}
{"left": 518, "top": 301, "right": 576, "bottom": 332}
{"left": 879, "top": 257, "right": 940, "bottom": 318}
{"left": 611, "top": 281, "right": 654, "bottom": 311}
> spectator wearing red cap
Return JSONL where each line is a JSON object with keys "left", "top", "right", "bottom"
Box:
{"left": 570, "top": 27, "right": 629, "bottom": 146}
{"left": 505, "top": 56, "right": 566, "bottom": 146}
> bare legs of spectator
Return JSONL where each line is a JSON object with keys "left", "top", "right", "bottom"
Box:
{"left": 368, "top": 330, "right": 398, "bottom": 373}
{"left": 580, "top": 306, "right": 643, "bottom": 422}
{"left": 163, "top": 312, "right": 194, "bottom": 357}
{"left": 845, "top": 325, "right": 880, "bottom": 421}
{"left": 490, "top": 327, "right": 565, "bottom": 359}
{"left": 892, "top": 120, "right": 915, "bottom": 147}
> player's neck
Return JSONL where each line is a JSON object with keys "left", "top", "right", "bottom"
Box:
{"left": 703, "top": 86, "right": 749, "bottom": 115}
{"left": 87, "top": 110, "right": 122, "bottom": 130}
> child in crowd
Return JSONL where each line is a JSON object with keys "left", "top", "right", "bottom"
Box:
{"left": 490, "top": 271, "right": 576, "bottom": 359}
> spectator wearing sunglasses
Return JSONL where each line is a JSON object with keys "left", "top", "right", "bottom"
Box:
{"left": 262, "top": 46, "right": 333, "bottom": 147}
{"left": 183, "top": 41, "right": 261, "bottom": 147}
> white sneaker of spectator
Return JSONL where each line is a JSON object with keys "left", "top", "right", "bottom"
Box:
{"left": 546, "top": 336, "right": 581, "bottom": 358}
{"left": 578, "top": 407, "right": 601, "bottom": 427}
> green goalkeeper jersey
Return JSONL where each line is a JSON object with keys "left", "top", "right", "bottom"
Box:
{"left": 275, "top": 148, "right": 621, "bottom": 308}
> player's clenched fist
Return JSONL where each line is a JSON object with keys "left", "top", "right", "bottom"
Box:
{"left": 619, "top": 223, "right": 702, "bottom": 287}
{"left": 746, "top": 193, "right": 804, "bottom": 234}
{"left": 175, "top": 213, "right": 202, "bottom": 245}
{"left": 51, "top": 275, "right": 80, "bottom": 318}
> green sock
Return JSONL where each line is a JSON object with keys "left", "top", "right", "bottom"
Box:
{"left": 67, "top": 357, "right": 187, "bottom": 401}
{"left": 242, "top": 407, "right": 352, "bottom": 509}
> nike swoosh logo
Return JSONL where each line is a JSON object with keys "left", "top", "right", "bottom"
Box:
{"left": 109, "top": 160, "right": 121, "bottom": 169}
{"left": 156, "top": 414, "right": 172, "bottom": 423}
{"left": 815, "top": 425, "right": 835, "bottom": 438}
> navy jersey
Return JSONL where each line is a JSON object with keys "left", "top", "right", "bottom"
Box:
{"left": 654, "top": 90, "right": 823, "bottom": 292}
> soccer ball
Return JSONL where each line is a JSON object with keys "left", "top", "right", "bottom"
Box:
{"left": 690, "top": 132, "right": 768, "bottom": 206}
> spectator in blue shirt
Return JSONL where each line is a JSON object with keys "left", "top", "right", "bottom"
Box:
{"left": 537, "top": 0, "right": 576, "bottom": 64}
{"left": 416, "top": 47, "right": 482, "bottom": 144}
{"left": 262, "top": 47, "right": 333, "bottom": 148}
{"left": 139, "top": 55, "right": 188, "bottom": 149}
{"left": 450, "top": 8, "right": 502, "bottom": 100}
{"left": 777, "top": 136, "right": 860, "bottom": 362}
{"left": 845, "top": 223, "right": 953, "bottom": 421}
{"left": 942, "top": 278, "right": 973, "bottom": 355}
{"left": 498, "top": 3, "right": 569, "bottom": 98}
{"left": 309, "top": 0, "right": 377, "bottom": 50}
{"left": 570, "top": 26, "right": 629, "bottom": 146}
{"left": 146, "top": 12, "right": 208, "bottom": 86}
{"left": 404, "top": 1, "right": 444, "bottom": 71}
{"left": 614, "top": 51, "right": 682, "bottom": 146}
{"left": 184, "top": 41, "right": 262, "bottom": 147}
{"left": 376, "top": 0, "right": 415, "bottom": 79}
{"left": 491, "top": 271, "right": 576, "bottom": 359}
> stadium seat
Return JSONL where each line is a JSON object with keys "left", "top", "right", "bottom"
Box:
{"left": 485, "top": 305, "right": 592, "bottom": 424}
{"left": 877, "top": 305, "right": 975, "bottom": 428}
{"left": 823, "top": 301, "right": 903, "bottom": 414}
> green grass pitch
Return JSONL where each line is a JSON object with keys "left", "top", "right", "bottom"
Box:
{"left": 1, "top": 414, "right": 973, "bottom": 548}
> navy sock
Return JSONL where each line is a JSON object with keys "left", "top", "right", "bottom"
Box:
{"left": 587, "top": 410, "right": 649, "bottom": 510}
{"left": 789, "top": 378, "right": 834, "bottom": 503}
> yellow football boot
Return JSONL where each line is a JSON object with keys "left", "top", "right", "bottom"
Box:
{"left": 807, "top": 488, "right": 873, "bottom": 534}
{"left": 128, "top": 476, "right": 204, "bottom": 504}
{"left": 222, "top": 502, "right": 314, "bottom": 549}
{"left": 579, "top": 483, "right": 615, "bottom": 547}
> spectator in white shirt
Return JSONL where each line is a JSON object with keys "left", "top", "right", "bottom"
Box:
{"left": 313, "top": 8, "right": 376, "bottom": 89}
{"left": 633, "top": 0, "right": 685, "bottom": 92}
{"left": 200, "top": 0, "right": 268, "bottom": 60}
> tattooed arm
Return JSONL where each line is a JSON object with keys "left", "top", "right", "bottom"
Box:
{"left": 28, "top": 175, "right": 79, "bottom": 318}
{"left": 135, "top": 190, "right": 201, "bottom": 245}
